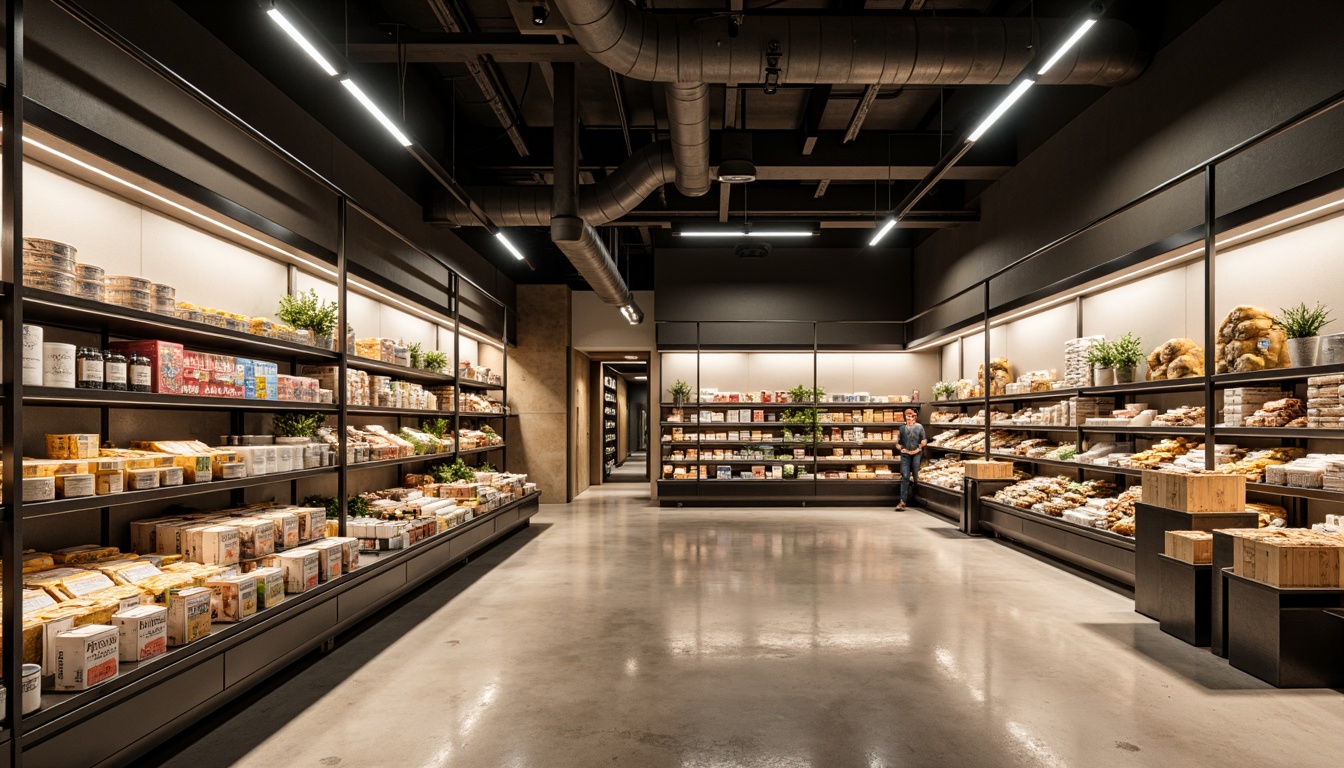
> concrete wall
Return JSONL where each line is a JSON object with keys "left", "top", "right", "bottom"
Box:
{"left": 912, "top": 0, "right": 1344, "bottom": 339}
{"left": 506, "top": 285, "right": 571, "bottom": 503}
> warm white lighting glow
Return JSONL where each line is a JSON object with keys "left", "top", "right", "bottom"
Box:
{"left": 633, "top": 375, "right": 648, "bottom": 381}
{"left": 341, "top": 79, "right": 413, "bottom": 147}
{"left": 494, "top": 231, "right": 526, "bottom": 261}
{"left": 21, "top": 136, "right": 336, "bottom": 278}
{"left": 677, "top": 230, "right": 815, "bottom": 238}
{"left": 868, "top": 218, "right": 897, "bottom": 247}
{"left": 620, "top": 304, "right": 640, "bottom": 324}
{"left": 967, "top": 79, "right": 1035, "bottom": 142}
{"left": 1037, "top": 18, "right": 1097, "bottom": 76}
{"left": 623, "top": 355, "right": 639, "bottom": 360}
{"left": 266, "top": 8, "right": 339, "bottom": 77}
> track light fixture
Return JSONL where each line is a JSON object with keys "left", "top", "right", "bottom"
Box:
{"left": 264, "top": 4, "right": 339, "bottom": 77}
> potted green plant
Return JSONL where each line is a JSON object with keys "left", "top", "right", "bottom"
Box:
{"left": 932, "top": 380, "right": 956, "bottom": 401}
{"left": 431, "top": 458, "right": 477, "bottom": 483}
{"left": 781, "top": 384, "right": 823, "bottom": 444}
{"left": 669, "top": 380, "right": 693, "bottom": 408}
{"left": 277, "top": 289, "right": 339, "bottom": 350}
{"left": 407, "top": 342, "right": 424, "bottom": 369}
{"left": 273, "top": 412, "right": 324, "bottom": 444}
{"left": 1111, "top": 332, "right": 1145, "bottom": 384}
{"left": 1277, "top": 302, "right": 1332, "bottom": 367}
{"left": 422, "top": 351, "right": 448, "bottom": 373}
{"left": 1085, "top": 339, "right": 1116, "bottom": 386}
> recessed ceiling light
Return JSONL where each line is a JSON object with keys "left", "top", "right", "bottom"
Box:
{"left": 623, "top": 355, "right": 638, "bottom": 360}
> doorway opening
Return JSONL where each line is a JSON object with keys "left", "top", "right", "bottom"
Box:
{"left": 590, "top": 353, "right": 650, "bottom": 485}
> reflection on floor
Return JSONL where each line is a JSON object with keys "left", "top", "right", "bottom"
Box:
{"left": 607, "top": 450, "right": 648, "bottom": 483}
{"left": 149, "top": 488, "right": 1344, "bottom": 768}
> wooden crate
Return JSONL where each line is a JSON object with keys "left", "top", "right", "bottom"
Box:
{"left": 1141, "top": 470, "right": 1246, "bottom": 513}
{"left": 964, "top": 460, "right": 1014, "bottom": 479}
{"left": 1165, "top": 530, "right": 1213, "bottom": 564}
{"left": 1227, "top": 529, "right": 1344, "bottom": 587}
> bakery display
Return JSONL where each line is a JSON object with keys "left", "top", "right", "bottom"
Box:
{"left": 1214, "top": 305, "right": 1291, "bottom": 373}
{"left": 1146, "top": 338, "right": 1205, "bottom": 380}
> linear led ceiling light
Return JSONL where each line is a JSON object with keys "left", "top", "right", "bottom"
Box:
{"left": 494, "top": 231, "right": 526, "bottom": 261}
{"left": 868, "top": 217, "right": 898, "bottom": 247}
{"left": 1036, "top": 18, "right": 1098, "bottom": 75}
{"left": 677, "top": 230, "right": 815, "bottom": 238}
{"left": 967, "top": 78, "right": 1036, "bottom": 142}
{"left": 265, "top": 7, "right": 339, "bottom": 76}
{"left": 341, "top": 79, "right": 413, "bottom": 147}
{"left": 675, "top": 222, "right": 818, "bottom": 238}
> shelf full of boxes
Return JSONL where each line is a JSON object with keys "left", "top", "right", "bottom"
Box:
{"left": 602, "top": 370, "right": 618, "bottom": 478}
{"left": 657, "top": 343, "right": 934, "bottom": 505}
{"left": 0, "top": 118, "right": 537, "bottom": 760}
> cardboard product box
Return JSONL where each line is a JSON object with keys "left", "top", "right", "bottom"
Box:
{"left": 51, "top": 473, "right": 93, "bottom": 499}
{"left": 46, "top": 434, "right": 99, "bottom": 460}
{"left": 158, "top": 466, "right": 184, "bottom": 486}
{"left": 53, "top": 624, "right": 120, "bottom": 691}
{"left": 1165, "top": 530, "right": 1214, "bottom": 565}
{"left": 259, "top": 510, "right": 300, "bottom": 549}
{"left": 186, "top": 525, "right": 240, "bottom": 566}
{"left": 292, "top": 507, "right": 327, "bottom": 542}
{"left": 251, "top": 566, "right": 285, "bottom": 609}
{"left": 112, "top": 605, "right": 168, "bottom": 662}
{"left": 965, "top": 460, "right": 1016, "bottom": 480}
{"left": 125, "top": 467, "right": 161, "bottom": 491}
{"left": 308, "top": 540, "right": 344, "bottom": 582}
{"left": 213, "top": 462, "right": 246, "bottom": 480}
{"left": 206, "top": 574, "right": 257, "bottom": 622}
{"left": 23, "top": 476, "right": 56, "bottom": 502}
{"left": 235, "top": 518, "right": 276, "bottom": 559}
{"left": 165, "top": 587, "right": 212, "bottom": 646}
{"left": 109, "top": 340, "right": 184, "bottom": 394}
{"left": 277, "top": 549, "right": 320, "bottom": 593}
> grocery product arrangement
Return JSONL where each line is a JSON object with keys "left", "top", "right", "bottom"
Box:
{"left": 660, "top": 384, "right": 921, "bottom": 486}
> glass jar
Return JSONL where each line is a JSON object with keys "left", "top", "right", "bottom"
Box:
{"left": 76, "top": 347, "right": 104, "bottom": 389}
{"left": 103, "top": 350, "right": 128, "bottom": 391}
{"left": 129, "top": 354, "right": 152, "bottom": 392}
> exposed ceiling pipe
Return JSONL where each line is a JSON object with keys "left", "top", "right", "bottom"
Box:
{"left": 665, "top": 82, "right": 712, "bottom": 197}
{"left": 551, "top": 0, "right": 1147, "bottom": 86}
{"left": 550, "top": 62, "right": 644, "bottom": 322}
{"left": 427, "top": 140, "right": 676, "bottom": 226}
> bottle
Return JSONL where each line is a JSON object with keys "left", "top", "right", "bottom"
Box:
{"left": 76, "top": 347, "right": 104, "bottom": 389}
{"left": 129, "top": 354, "right": 152, "bottom": 393}
{"left": 103, "top": 350, "right": 128, "bottom": 391}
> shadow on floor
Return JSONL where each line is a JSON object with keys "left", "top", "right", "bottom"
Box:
{"left": 1081, "top": 621, "right": 1278, "bottom": 693}
{"left": 140, "top": 522, "right": 550, "bottom": 768}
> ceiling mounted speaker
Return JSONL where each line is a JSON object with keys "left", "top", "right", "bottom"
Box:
{"left": 717, "top": 159, "right": 757, "bottom": 184}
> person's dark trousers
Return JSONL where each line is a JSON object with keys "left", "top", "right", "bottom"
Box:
{"left": 900, "top": 452, "right": 921, "bottom": 506}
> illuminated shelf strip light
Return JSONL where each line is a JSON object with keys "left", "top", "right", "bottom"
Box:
{"left": 341, "top": 79, "right": 412, "bottom": 147}
{"left": 266, "top": 8, "right": 339, "bottom": 76}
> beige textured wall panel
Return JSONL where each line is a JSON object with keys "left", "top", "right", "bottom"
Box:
{"left": 509, "top": 285, "right": 571, "bottom": 501}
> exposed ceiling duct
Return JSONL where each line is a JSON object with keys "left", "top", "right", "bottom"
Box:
{"left": 429, "top": 3, "right": 1149, "bottom": 232}
{"left": 552, "top": 0, "right": 1147, "bottom": 87}
{"left": 549, "top": 62, "right": 644, "bottom": 322}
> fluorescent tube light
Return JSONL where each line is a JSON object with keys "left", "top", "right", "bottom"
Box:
{"left": 634, "top": 376, "right": 648, "bottom": 380}
{"left": 967, "top": 78, "right": 1036, "bottom": 142}
{"left": 868, "top": 218, "right": 897, "bottom": 247}
{"left": 266, "top": 8, "right": 339, "bottom": 77}
{"left": 1036, "top": 18, "right": 1097, "bottom": 76}
{"left": 677, "top": 230, "right": 815, "bottom": 238}
{"left": 494, "top": 231, "right": 526, "bottom": 261}
{"left": 341, "top": 79, "right": 412, "bottom": 147}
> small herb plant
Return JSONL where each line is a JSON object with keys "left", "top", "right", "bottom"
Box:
{"left": 277, "top": 289, "right": 339, "bottom": 337}
{"left": 274, "top": 412, "right": 324, "bottom": 438}
{"left": 422, "top": 351, "right": 449, "bottom": 373}
{"left": 478, "top": 462, "right": 497, "bottom": 473}
{"left": 431, "top": 458, "right": 477, "bottom": 483}
{"left": 421, "top": 418, "right": 452, "bottom": 439}
{"left": 1277, "top": 302, "right": 1333, "bottom": 339}
{"left": 1111, "top": 332, "right": 1145, "bottom": 368}
{"left": 669, "top": 379, "right": 693, "bottom": 405}
{"left": 781, "top": 384, "right": 824, "bottom": 443}
{"left": 1085, "top": 340, "right": 1115, "bottom": 368}
{"left": 407, "top": 342, "right": 424, "bottom": 368}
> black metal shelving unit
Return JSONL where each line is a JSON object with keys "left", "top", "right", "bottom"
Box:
{"left": 602, "top": 367, "right": 618, "bottom": 478}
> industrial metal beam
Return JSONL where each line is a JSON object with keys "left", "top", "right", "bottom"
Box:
{"left": 424, "top": 2, "right": 530, "bottom": 157}
{"left": 843, "top": 84, "right": 882, "bottom": 144}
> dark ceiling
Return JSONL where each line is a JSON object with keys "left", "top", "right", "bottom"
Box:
{"left": 175, "top": 0, "right": 1216, "bottom": 293}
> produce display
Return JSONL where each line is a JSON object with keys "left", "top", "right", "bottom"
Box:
{"left": 1145, "top": 338, "right": 1205, "bottom": 380}
{"left": 1214, "top": 305, "right": 1291, "bottom": 373}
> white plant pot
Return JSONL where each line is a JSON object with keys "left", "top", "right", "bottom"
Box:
{"left": 1320, "top": 333, "right": 1344, "bottom": 365}
{"left": 1288, "top": 336, "right": 1321, "bottom": 367}
{"left": 1093, "top": 366, "right": 1116, "bottom": 387}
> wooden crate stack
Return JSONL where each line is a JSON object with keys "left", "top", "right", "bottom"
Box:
{"left": 1165, "top": 530, "right": 1213, "bottom": 564}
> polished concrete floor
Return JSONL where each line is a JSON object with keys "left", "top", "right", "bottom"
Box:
{"left": 151, "top": 488, "right": 1344, "bottom": 767}
{"left": 607, "top": 451, "right": 649, "bottom": 483}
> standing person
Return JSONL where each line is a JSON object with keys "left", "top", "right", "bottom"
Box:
{"left": 896, "top": 407, "right": 926, "bottom": 510}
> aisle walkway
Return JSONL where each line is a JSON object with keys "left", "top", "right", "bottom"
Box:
{"left": 607, "top": 451, "right": 648, "bottom": 483}
{"left": 152, "top": 491, "right": 1344, "bottom": 767}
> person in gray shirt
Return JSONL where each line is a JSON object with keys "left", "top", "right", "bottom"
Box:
{"left": 896, "top": 408, "right": 926, "bottom": 510}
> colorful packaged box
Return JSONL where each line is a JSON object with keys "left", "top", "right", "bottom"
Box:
{"left": 235, "top": 518, "right": 276, "bottom": 559}
{"left": 206, "top": 574, "right": 257, "bottom": 622}
{"left": 307, "top": 540, "right": 344, "bottom": 582}
{"left": 251, "top": 566, "right": 285, "bottom": 608}
{"left": 277, "top": 549, "right": 319, "bottom": 593}
{"left": 109, "top": 340, "right": 184, "bottom": 394}
{"left": 53, "top": 624, "right": 119, "bottom": 690}
{"left": 259, "top": 511, "right": 300, "bottom": 549}
{"left": 165, "top": 587, "right": 211, "bottom": 646}
{"left": 186, "top": 525, "right": 240, "bottom": 565}
{"left": 112, "top": 605, "right": 168, "bottom": 662}
{"left": 46, "top": 433, "right": 100, "bottom": 459}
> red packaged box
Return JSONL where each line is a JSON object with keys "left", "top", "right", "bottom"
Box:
{"left": 110, "top": 340, "right": 184, "bottom": 394}
{"left": 182, "top": 351, "right": 243, "bottom": 398}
